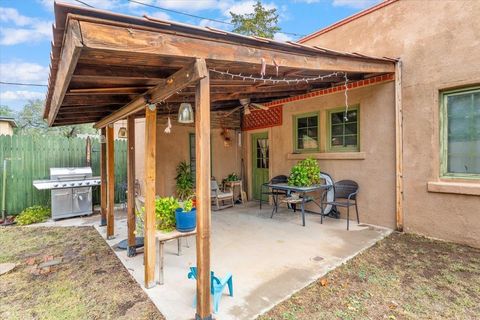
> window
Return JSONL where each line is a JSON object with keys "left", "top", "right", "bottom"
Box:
{"left": 293, "top": 112, "right": 319, "bottom": 152}
{"left": 328, "top": 107, "right": 359, "bottom": 151}
{"left": 441, "top": 87, "right": 480, "bottom": 178}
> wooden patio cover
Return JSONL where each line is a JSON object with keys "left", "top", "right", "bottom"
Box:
{"left": 44, "top": 2, "right": 396, "bottom": 319}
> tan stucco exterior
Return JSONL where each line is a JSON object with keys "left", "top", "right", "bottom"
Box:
{"left": 116, "top": 119, "right": 241, "bottom": 198}
{"left": 302, "top": 0, "right": 480, "bottom": 247}
{"left": 244, "top": 82, "right": 397, "bottom": 228}
{"left": 0, "top": 121, "right": 15, "bottom": 135}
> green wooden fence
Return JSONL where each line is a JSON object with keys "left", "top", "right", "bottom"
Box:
{"left": 0, "top": 135, "right": 127, "bottom": 215}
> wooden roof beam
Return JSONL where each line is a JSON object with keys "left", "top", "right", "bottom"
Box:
{"left": 78, "top": 19, "right": 395, "bottom": 74}
{"left": 94, "top": 58, "right": 208, "bottom": 129}
{"left": 47, "top": 19, "right": 84, "bottom": 126}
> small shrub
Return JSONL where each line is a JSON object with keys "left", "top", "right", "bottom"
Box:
{"left": 15, "top": 205, "right": 51, "bottom": 225}
{"left": 288, "top": 157, "right": 321, "bottom": 187}
{"left": 155, "top": 197, "right": 179, "bottom": 232}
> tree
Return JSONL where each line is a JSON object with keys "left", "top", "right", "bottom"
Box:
{"left": 0, "top": 105, "right": 14, "bottom": 117}
{"left": 230, "top": 1, "right": 281, "bottom": 39}
{"left": 14, "top": 99, "right": 96, "bottom": 138}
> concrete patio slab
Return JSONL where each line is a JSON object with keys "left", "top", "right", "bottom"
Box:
{"left": 39, "top": 202, "right": 391, "bottom": 320}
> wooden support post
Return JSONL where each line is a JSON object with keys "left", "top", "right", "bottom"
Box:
{"left": 100, "top": 127, "right": 107, "bottom": 226}
{"left": 395, "top": 60, "right": 404, "bottom": 232}
{"left": 194, "top": 59, "right": 212, "bottom": 320}
{"left": 106, "top": 125, "right": 115, "bottom": 239}
{"left": 127, "top": 115, "right": 136, "bottom": 257}
{"left": 144, "top": 104, "right": 157, "bottom": 288}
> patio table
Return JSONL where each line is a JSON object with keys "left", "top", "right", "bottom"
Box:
{"left": 266, "top": 183, "right": 330, "bottom": 226}
{"left": 156, "top": 229, "right": 196, "bottom": 285}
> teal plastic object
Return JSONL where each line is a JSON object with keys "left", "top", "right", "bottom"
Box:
{"left": 188, "top": 266, "right": 233, "bottom": 313}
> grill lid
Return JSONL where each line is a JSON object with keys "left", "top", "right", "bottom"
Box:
{"left": 50, "top": 167, "right": 93, "bottom": 180}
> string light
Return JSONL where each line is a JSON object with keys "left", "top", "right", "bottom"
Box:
{"left": 209, "top": 68, "right": 343, "bottom": 85}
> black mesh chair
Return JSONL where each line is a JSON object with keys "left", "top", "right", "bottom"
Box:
{"left": 259, "top": 175, "right": 289, "bottom": 210}
{"left": 321, "top": 180, "right": 359, "bottom": 230}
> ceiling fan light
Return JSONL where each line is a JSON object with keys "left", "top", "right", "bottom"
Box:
{"left": 178, "top": 102, "right": 194, "bottom": 123}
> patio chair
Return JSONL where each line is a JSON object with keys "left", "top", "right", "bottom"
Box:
{"left": 321, "top": 180, "right": 359, "bottom": 230}
{"left": 211, "top": 179, "right": 234, "bottom": 210}
{"left": 187, "top": 266, "right": 233, "bottom": 313}
{"left": 259, "top": 175, "right": 289, "bottom": 210}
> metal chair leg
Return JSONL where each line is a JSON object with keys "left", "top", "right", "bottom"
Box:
{"left": 274, "top": 193, "right": 279, "bottom": 213}
{"left": 355, "top": 201, "right": 359, "bottom": 224}
{"left": 347, "top": 206, "right": 350, "bottom": 230}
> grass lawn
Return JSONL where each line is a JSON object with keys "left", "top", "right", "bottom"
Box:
{"left": 0, "top": 226, "right": 164, "bottom": 320}
{"left": 259, "top": 232, "right": 480, "bottom": 320}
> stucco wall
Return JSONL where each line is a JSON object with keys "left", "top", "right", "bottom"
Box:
{"left": 117, "top": 119, "right": 241, "bottom": 198}
{"left": 245, "top": 82, "right": 396, "bottom": 228}
{"left": 0, "top": 122, "right": 14, "bottom": 135}
{"left": 302, "top": 0, "right": 480, "bottom": 247}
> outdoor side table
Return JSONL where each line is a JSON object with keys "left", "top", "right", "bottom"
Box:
{"left": 267, "top": 183, "right": 330, "bottom": 226}
{"left": 223, "top": 180, "right": 246, "bottom": 206}
{"left": 155, "top": 229, "right": 196, "bottom": 285}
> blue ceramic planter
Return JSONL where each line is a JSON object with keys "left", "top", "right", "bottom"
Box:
{"left": 175, "top": 208, "right": 196, "bottom": 232}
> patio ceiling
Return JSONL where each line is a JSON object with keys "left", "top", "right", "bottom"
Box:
{"left": 44, "top": 2, "right": 395, "bottom": 127}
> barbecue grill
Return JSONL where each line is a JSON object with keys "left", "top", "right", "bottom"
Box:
{"left": 33, "top": 167, "right": 100, "bottom": 220}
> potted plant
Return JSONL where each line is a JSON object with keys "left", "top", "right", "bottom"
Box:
{"left": 175, "top": 198, "right": 196, "bottom": 232}
{"left": 288, "top": 157, "right": 321, "bottom": 187}
{"left": 222, "top": 172, "right": 239, "bottom": 185}
{"left": 175, "top": 161, "right": 194, "bottom": 201}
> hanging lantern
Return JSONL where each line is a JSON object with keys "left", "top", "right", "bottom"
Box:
{"left": 117, "top": 126, "right": 127, "bottom": 138}
{"left": 178, "top": 102, "right": 194, "bottom": 123}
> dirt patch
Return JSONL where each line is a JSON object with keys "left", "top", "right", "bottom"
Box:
{"left": 0, "top": 226, "right": 164, "bottom": 320}
{"left": 258, "top": 232, "right": 480, "bottom": 320}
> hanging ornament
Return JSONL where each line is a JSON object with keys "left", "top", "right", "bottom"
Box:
{"left": 117, "top": 119, "right": 127, "bottom": 138}
{"left": 273, "top": 58, "right": 279, "bottom": 76}
{"left": 164, "top": 117, "right": 172, "bottom": 134}
{"left": 178, "top": 102, "right": 194, "bottom": 123}
{"left": 260, "top": 58, "right": 266, "bottom": 77}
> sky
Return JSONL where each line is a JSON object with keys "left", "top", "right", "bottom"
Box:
{"left": 0, "top": 0, "right": 381, "bottom": 111}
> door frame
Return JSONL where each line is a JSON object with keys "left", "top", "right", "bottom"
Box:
{"left": 250, "top": 131, "right": 270, "bottom": 201}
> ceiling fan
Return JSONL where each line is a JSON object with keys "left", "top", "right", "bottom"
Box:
{"left": 225, "top": 98, "right": 269, "bottom": 116}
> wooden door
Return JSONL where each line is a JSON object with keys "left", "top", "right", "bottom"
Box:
{"left": 251, "top": 132, "right": 269, "bottom": 200}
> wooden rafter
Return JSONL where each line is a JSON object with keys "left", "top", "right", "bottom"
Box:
{"left": 47, "top": 19, "right": 84, "bottom": 126}
{"left": 78, "top": 19, "right": 394, "bottom": 74}
{"left": 93, "top": 59, "right": 208, "bottom": 129}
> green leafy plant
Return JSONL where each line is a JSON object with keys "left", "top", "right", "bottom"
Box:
{"left": 222, "top": 172, "right": 239, "bottom": 185}
{"left": 175, "top": 161, "right": 194, "bottom": 201}
{"left": 15, "top": 205, "right": 51, "bottom": 225}
{"left": 288, "top": 157, "right": 321, "bottom": 187}
{"left": 178, "top": 198, "right": 193, "bottom": 213}
{"left": 155, "top": 197, "right": 179, "bottom": 232}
